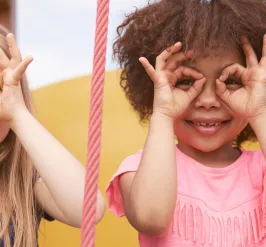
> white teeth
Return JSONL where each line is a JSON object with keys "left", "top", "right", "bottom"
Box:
{"left": 192, "top": 122, "right": 222, "bottom": 127}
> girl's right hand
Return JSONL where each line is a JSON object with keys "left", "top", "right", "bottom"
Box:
{"left": 140, "top": 42, "right": 206, "bottom": 120}
{"left": 0, "top": 34, "right": 32, "bottom": 124}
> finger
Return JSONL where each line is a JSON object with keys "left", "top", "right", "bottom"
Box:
{"left": 139, "top": 57, "right": 156, "bottom": 82}
{"left": 241, "top": 36, "right": 258, "bottom": 67}
{"left": 219, "top": 63, "right": 245, "bottom": 82}
{"left": 12, "top": 56, "right": 33, "bottom": 85}
{"left": 0, "top": 48, "right": 9, "bottom": 71}
{"left": 0, "top": 73, "right": 3, "bottom": 90}
{"left": 260, "top": 34, "right": 266, "bottom": 67}
{"left": 216, "top": 79, "right": 231, "bottom": 103}
{"left": 185, "top": 77, "right": 206, "bottom": 101}
{"left": 166, "top": 50, "right": 193, "bottom": 70}
{"left": 6, "top": 33, "right": 22, "bottom": 67}
{"left": 173, "top": 66, "right": 203, "bottom": 82}
{"left": 156, "top": 42, "right": 182, "bottom": 70}
{"left": 166, "top": 53, "right": 187, "bottom": 70}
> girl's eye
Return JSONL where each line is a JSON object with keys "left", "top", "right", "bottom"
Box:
{"left": 175, "top": 78, "right": 195, "bottom": 90}
{"left": 224, "top": 77, "right": 242, "bottom": 90}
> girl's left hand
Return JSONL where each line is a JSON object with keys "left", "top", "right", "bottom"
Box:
{"left": 216, "top": 34, "right": 266, "bottom": 122}
{"left": 0, "top": 33, "right": 33, "bottom": 123}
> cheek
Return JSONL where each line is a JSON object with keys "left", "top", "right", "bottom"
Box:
{"left": 0, "top": 121, "right": 10, "bottom": 143}
{"left": 173, "top": 120, "right": 187, "bottom": 137}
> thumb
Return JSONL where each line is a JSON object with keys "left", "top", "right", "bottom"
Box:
{"left": 186, "top": 77, "right": 206, "bottom": 102}
{"left": 12, "top": 56, "right": 33, "bottom": 86}
{"left": 216, "top": 79, "right": 231, "bottom": 103}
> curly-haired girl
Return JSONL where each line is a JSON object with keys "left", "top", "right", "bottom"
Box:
{"left": 107, "top": 0, "right": 266, "bottom": 246}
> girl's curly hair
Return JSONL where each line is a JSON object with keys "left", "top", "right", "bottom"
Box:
{"left": 113, "top": 0, "right": 266, "bottom": 146}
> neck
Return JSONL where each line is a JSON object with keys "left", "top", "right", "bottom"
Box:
{"left": 177, "top": 142, "right": 241, "bottom": 168}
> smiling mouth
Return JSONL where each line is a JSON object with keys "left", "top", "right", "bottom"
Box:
{"left": 186, "top": 120, "right": 231, "bottom": 127}
{"left": 185, "top": 119, "right": 231, "bottom": 135}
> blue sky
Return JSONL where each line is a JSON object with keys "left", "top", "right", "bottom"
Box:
{"left": 16, "top": 0, "right": 147, "bottom": 89}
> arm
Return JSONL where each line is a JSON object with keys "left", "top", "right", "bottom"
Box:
{"left": 250, "top": 115, "right": 266, "bottom": 158}
{"left": 0, "top": 33, "right": 105, "bottom": 228}
{"left": 119, "top": 42, "right": 204, "bottom": 236}
{"left": 11, "top": 108, "right": 105, "bottom": 227}
{"left": 120, "top": 112, "right": 177, "bottom": 236}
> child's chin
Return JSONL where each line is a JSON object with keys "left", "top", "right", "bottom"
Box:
{"left": 190, "top": 141, "right": 226, "bottom": 153}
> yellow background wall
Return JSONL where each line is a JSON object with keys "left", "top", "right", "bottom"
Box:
{"left": 33, "top": 71, "right": 260, "bottom": 247}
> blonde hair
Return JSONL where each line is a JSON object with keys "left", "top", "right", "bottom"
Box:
{"left": 0, "top": 25, "right": 38, "bottom": 247}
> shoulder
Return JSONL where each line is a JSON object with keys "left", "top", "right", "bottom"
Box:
{"left": 113, "top": 150, "right": 143, "bottom": 176}
{"left": 241, "top": 148, "right": 266, "bottom": 168}
{"left": 106, "top": 150, "right": 143, "bottom": 217}
{"left": 239, "top": 148, "right": 266, "bottom": 183}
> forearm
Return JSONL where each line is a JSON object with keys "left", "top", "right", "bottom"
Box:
{"left": 128, "top": 112, "right": 177, "bottom": 233}
{"left": 250, "top": 114, "right": 266, "bottom": 158}
{"left": 10, "top": 108, "right": 86, "bottom": 224}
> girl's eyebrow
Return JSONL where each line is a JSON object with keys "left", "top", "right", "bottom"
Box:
{"left": 184, "top": 63, "right": 236, "bottom": 73}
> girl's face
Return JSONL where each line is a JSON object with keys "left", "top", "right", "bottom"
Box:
{"left": 174, "top": 49, "right": 248, "bottom": 152}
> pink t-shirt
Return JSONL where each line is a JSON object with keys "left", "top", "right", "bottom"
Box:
{"left": 106, "top": 147, "right": 266, "bottom": 247}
